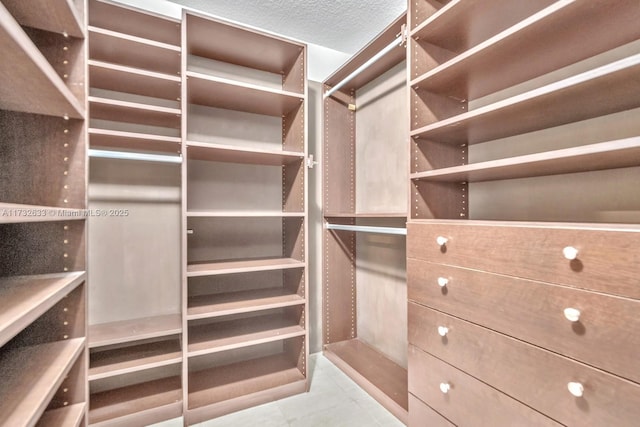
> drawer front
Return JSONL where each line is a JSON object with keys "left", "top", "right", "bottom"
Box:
{"left": 408, "top": 345, "right": 560, "bottom": 427}
{"left": 408, "top": 259, "right": 640, "bottom": 383}
{"left": 409, "top": 303, "right": 640, "bottom": 426}
{"left": 408, "top": 394, "right": 455, "bottom": 427}
{"left": 407, "top": 222, "right": 640, "bottom": 299}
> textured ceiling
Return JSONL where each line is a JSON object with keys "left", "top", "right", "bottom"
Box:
{"left": 166, "top": 0, "right": 407, "bottom": 54}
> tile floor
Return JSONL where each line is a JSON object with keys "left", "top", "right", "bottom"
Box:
{"left": 152, "top": 353, "right": 404, "bottom": 427}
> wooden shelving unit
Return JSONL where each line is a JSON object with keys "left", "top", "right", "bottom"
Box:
{"left": 37, "top": 403, "right": 87, "bottom": 427}
{"left": 183, "top": 10, "right": 308, "bottom": 423}
{"left": 2, "top": 0, "right": 85, "bottom": 38}
{"left": 89, "top": 314, "right": 181, "bottom": 348}
{"left": 322, "top": 13, "right": 408, "bottom": 424}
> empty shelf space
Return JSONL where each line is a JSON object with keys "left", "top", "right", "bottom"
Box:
{"left": 188, "top": 288, "right": 305, "bottom": 319}
{"left": 187, "top": 210, "right": 305, "bottom": 218}
{"left": 412, "top": 138, "right": 640, "bottom": 183}
{"left": 187, "top": 258, "right": 305, "bottom": 277}
{"left": 0, "top": 338, "right": 85, "bottom": 427}
{"left": 324, "top": 339, "right": 408, "bottom": 420}
{"left": 89, "top": 128, "right": 181, "bottom": 153}
{"left": 88, "top": 26, "right": 181, "bottom": 75}
{"left": 3, "top": 0, "right": 84, "bottom": 38}
{"left": 0, "top": 271, "right": 86, "bottom": 347}
{"left": 0, "top": 203, "right": 86, "bottom": 224}
{"left": 89, "top": 96, "right": 181, "bottom": 128}
{"left": 324, "top": 212, "right": 407, "bottom": 218}
{"left": 188, "top": 353, "right": 305, "bottom": 410}
{"left": 89, "top": 60, "right": 181, "bottom": 101}
{"left": 186, "top": 141, "right": 304, "bottom": 165}
{"left": 188, "top": 313, "right": 305, "bottom": 356}
{"left": 0, "top": 3, "right": 84, "bottom": 118}
{"left": 187, "top": 71, "right": 304, "bottom": 117}
{"left": 89, "top": 339, "right": 182, "bottom": 381}
{"left": 36, "top": 403, "right": 86, "bottom": 427}
{"left": 411, "top": 53, "right": 640, "bottom": 144}
{"left": 89, "top": 376, "right": 182, "bottom": 426}
{"left": 89, "top": 314, "right": 181, "bottom": 348}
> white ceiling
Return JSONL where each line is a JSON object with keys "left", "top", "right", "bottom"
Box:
{"left": 166, "top": 0, "right": 407, "bottom": 54}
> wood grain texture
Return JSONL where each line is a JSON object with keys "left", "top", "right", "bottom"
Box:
{"left": 408, "top": 394, "right": 455, "bottom": 427}
{"left": 409, "top": 305, "right": 640, "bottom": 426}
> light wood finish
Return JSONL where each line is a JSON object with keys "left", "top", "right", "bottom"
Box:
{"left": 0, "top": 203, "right": 86, "bottom": 224}
{"left": 324, "top": 339, "right": 408, "bottom": 423}
{"left": 410, "top": 305, "right": 640, "bottom": 426}
{"left": 0, "top": 338, "right": 85, "bottom": 427}
{"left": 89, "top": 314, "right": 181, "bottom": 348}
{"left": 3, "top": 0, "right": 84, "bottom": 38}
{"left": 408, "top": 345, "right": 561, "bottom": 427}
{"left": 0, "top": 2, "right": 84, "bottom": 118}
{"left": 188, "top": 288, "right": 305, "bottom": 319}
{"left": 325, "top": 212, "right": 407, "bottom": 218}
{"left": 89, "top": 60, "right": 181, "bottom": 101}
{"left": 0, "top": 272, "right": 85, "bottom": 347}
{"left": 36, "top": 403, "right": 86, "bottom": 427}
{"left": 187, "top": 257, "right": 305, "bottom": 277}
{"left": 89, "top": 96, "right": 181, "bottom": 129}
{"left": 186, "top": 141, "right": 304, "bottom": 166}
{"left": 408, "top": 395, "right": 454, "bottom": 427}
{"left": 89, "top": 128, "right": 181, "bottom": 153}
{"left": 187, "top": 211, "right": 304, "bottom": 218}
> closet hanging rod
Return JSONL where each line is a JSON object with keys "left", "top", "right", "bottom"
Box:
{"left": 326, "top": 223, "right": 407, "bottom": 236}
{"left": 88, "top": 149, "right": 183, "bottom": 164}
{"left": 323, "top": 25, "right": 406, "bottom": 99}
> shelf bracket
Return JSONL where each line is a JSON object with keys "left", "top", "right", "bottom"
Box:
{"left": 306, "top": 154, "right": 319, "bottom": 169}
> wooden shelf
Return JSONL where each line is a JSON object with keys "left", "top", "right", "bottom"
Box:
{"left": 187, "top": 257, "right": 305, "bottom": 277}
{"left": 89, "top": 376, "right": 182, "bottom": 426}
{"left": 324, "top": 212, "right": 407, "bottom": 218}
{"left": 186, "top": 141, "right": 304, "bottom": 166}
{"left": 187, "top": 71, "right": 303, "bottom": 117}
{"left": 0, "top": 3, "right": 84, "bottom": 118}
{"left": 188, "top": 353, "right": 305, "bottom": 410}
{"left": 36, "top": 403, "right": 86, "bottom": 427}
{"left": 411, "top": 53, "right": 640, "bottom": 144}
{"left": 324, "top": 339, "right": 408, "bottom": 423}
{"left": 89, "top": 128, "right": 181, "bottom": 153}
{"left": 0, "top": 272, "right": 86, "bottom": 347}
{"left": 3, "top": 0, "right": 84, "bottom": 38}
{"left": 88, "top": 26, "right": 181, "bottom": 75}
{"left": 89, "top": 60, "right": 181, "bottom": 101}
{"left": 411, "top": 0, "right": 640, "bottom": 100}
{"left": 412, "top": 138, "right": 640, "bottom": 183}
{"left": 0, "top": 203, "right": 86, "bottom": 224}
{"left": 187, "top": 211, "right": 304, "bottom": 218}
{"left": 89, "top": 96, "right": 181, "bottom": 129}
{"left": 188, "top": 288, "right": 305, "bottom": 320}
{"left": 89, "top": 338, "right": 182, "bottom": 381}
{"left": 0, "top": 338, "right": 85, "bottom": 427}
{"left": 188, "top": 313, "right": 304, "bottom": 357}
{"left": 89, "top": 314, "right": 181, "bottom": 348}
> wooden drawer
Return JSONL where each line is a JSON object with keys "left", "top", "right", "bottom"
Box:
{"left": 409, "top": 345, "right": 560, "bottom": 427}
{"left": 408, "top": 259, "right": 640, "bottom": 384}
{"left": 407, "top": 221, "right": 640, "bottom": 299}
{"left": 409, "top": 303, "right": 640, "bottom": 426}
{"left": 408, "top": 394, "right": 454, "bottom": 427}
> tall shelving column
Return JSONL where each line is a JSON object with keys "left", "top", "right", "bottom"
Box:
{"left": 181, "top": 11, "right": 308, "bottom": 424}
{"left": 0, "top": 0, "right": 88, "bottom": 426}
{"left": 85, "top": 1, "right": 183, "bottom": 425}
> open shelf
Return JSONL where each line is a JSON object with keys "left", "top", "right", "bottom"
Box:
{"left": 89, "top": 96, "right": 181, "bottom": 129}
{"left": 411, "top": 53, "right": 640, "bottom": 144}
{"left": 188, "top": 288, "right": 305, "bottom": 320}
{"left": 89, "top": 128, "right": 181, "bottom": 152}
{"left": 0, "top": 272, "right": 86, "bottom": 347}
{"left": 187, "top": 211, "right": 304, "bottom": 218}
{"left": 36, "top": 403, "right": 86, "bottom": 427}
{"left": 187, "top": 71, "right": 303, "bottom": 117}
{"left": 88, "top": 26, "right": 181, "bottom": 75}
{"left": 0, "top": 338, "right": 85, "bottom": 427}
{"left": 89, "top": 338, "right": 182, "bottom": 381}
{"left": 89, "top": 60, "right": 181, "bottom": 101}
{"left": 324, "top": 212, "right": 408, "bottom": 218}
{"left": 3, "top": 0, "right": 84, "bottom": 38}
{"left": 411, "top": 0, "right": 640, "bottom": 100}
{"left": 0, "top": 3, "right": 84, "bottom": 118}
{"left": 89, "top": 376, "right": 182, "bottom": 426}
{"left": 324, "top": 339, "right": 408, "bottom": 423}
{"left": 186, "top": 140, "right": 304, "bottom": 166}
{"left": 188, "top": 353, "right": 305, "bottom": 410}
{"left": 412, "top": 138, "right": 640, "bottom": 183}
{"left": 187, "top": 257, "right": 305, "bottom": 277}
{"left": 89, "top": 314, "right": 181, "bottom": 348}
{"left": 0, "top": 203, "right": 87, "bottom": 224}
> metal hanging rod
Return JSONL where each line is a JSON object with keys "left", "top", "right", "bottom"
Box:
{"left": 324, "top": 25, "right": 407, "bottom": 100}
{"left": 326, "top": 223, "right": 407, "bottom": 236}
{"left": 89, "top": 149, "right": 183, "bottom": 164}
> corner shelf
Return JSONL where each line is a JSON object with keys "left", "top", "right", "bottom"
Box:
{"left": 89, "top": 96, "right": 181, "bottom": 129}
{"left": 0, "top": 204, "right": 87, "bottom": 224}
{"left": 0, "top": 338, "right": 85, "bottom": 427}
{"left": 186, "top": 141, "right": 304, "bottom": 166}
{"left": 36, "top": 403, "right": 86, "bottom": 427}
{"left": 89, "top": 314, "right": 181, "bottom": 348}
{"left": 188, "top": 288, "right": 305, "bottom": 319}
{"left": 187, "top": 257, "right": 305, "bottom": 277}
{"left": 89, "top": 60, "right": 181, "bottom": 101}
{"left": 2, "top": 0, "right": 84, "bottom": 38}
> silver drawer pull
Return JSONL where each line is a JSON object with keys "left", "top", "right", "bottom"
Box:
{"left": 437, "top": 277, "right": 449, "bottom": 287}
{"left": 564, "top": 307, "right": 581, "bottom": 322}
{"left": 568, "top": 382, "right": 584, "bottom": 397}
{"left": 563, "top": 246, "right": 579, "bottom": 260}
{"left": 437, "top": 326, "right": 449, "bottom": 337}
{"left": 439, "top": 382, "right": 451, "bottom": 394}
{"left": 436, "top": 236, "right": 449, "bottom": 246}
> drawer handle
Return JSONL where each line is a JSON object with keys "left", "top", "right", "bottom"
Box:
{"left": 436, "top": 236, "right": 449, "bottom": 246}
{"left": 564, "top": 307, "right": 581, "bottom": 322}
{"left": 440, "top": 383, "right": 451, "bottom": 394}
{"left": 437, "top": 277, "right": 449, "bottom": 288}
{"left": 438, "top": 326, "right": 449, "bottom": 337}
{"left": 568, "top": 382, "right": 584, "bottom": 397}
{"left": 563, "top": 246, "right": 579, "bottom": 260}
